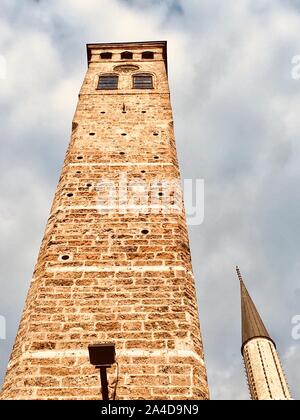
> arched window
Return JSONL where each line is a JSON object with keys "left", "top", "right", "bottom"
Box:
{"left": 121, "top": 51, "right": 133, "bottom": 60}
{"left": 142, "top": 51, "right": 154, "bottom": 59}
{"left": 100, "top": 52, "right": 112, "bottom": 59}
{"left": 133, "top": 73, "right": 153, "bottom": 89}
{"left": 97, "top": 74, "right": 118, "bottom": 90}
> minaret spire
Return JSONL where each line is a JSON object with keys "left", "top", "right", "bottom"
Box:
{"left": 236, "top": 266, "right": 292, "bottom": 400}
{"left": 235, "top": 266, "right": 272, "bottom": 350}
{"left": 236, "top": 265, "right": 243, "bottom": 282}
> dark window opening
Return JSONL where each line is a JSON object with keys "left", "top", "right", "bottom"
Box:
{"left": 121, "top": 51, "right": 133, "bottom": 60}
{"left": 142, "top": 51, "right": 154, "bottom": 59}
{"left": 100, "top": 52, "right": 112, "bottom": 59}
{"left": 67, "top": 193, "right": 74, "bottom": 197}
{"left": 97, "top": 75, "right": 118, "bottom": 90}
{"left": 133, "top": 74, "right": 153, "bottom": 89}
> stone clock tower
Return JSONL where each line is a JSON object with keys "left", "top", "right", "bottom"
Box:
{"left": 1, "top": 41, "right": 209, "bottom": 400}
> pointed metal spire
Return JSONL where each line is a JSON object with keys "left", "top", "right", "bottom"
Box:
{"left": 236, "top": 266, "right": 274, "bottom": 351}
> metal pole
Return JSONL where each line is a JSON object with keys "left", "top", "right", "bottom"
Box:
{"left": 100, "top": 367, "right": 109, "bottom": 400}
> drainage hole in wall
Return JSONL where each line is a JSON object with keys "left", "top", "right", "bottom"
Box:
{"left": 67, "top": 193, "right": 74, "bottom": 197}
{"left": 77, "top": 156, "right": 83, "bottom": 160}
{"left": 121, "top": 133, "right": 127, "bottom": 136}
{"left": 153, "top": 132, "right": 159, "bottom": 136}
{"left": 141, "top": 229, "right": 149, "bottom": 235}
{"left": 89, "top": 132, "right": 95, "bottom": 136}
{"left": 154, "top": 156, "right": 159, "bottom": 160}
{"left": 86, "top": 183, "right": 92, "bottom": 187}
{"left": 61, "top": 255, "right": 70, "bottom": 261}
{"left": 119, "top": 152, "right": 125, "bottom": 155}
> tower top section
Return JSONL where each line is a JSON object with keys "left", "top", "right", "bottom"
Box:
{"left": 236, "top": 266, "right": 274, "bottom": 351}
{"left": 86, "top": 40, "right": 168, "bottom": 74}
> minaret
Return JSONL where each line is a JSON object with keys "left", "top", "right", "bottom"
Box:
{"left": 236, "top": 266, "right": 292, "bottom": 400}
{"left": 0, "top": 41, "right": 209, "bottom": 400}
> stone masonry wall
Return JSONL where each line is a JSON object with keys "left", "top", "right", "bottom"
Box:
{"left": 0, "top": 42, "right": 209, "bottom": 400}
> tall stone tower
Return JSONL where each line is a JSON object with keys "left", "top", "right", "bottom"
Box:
{"left": 1, "top": 41, "right": 209, "bottom": 400}
{"left": 236, "top": 267, "right": 291, "bottom": 400}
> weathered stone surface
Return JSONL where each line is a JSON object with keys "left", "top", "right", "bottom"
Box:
{"left": 243, "top": 338, "right": 292, "bottom": 400}
{"left": 0, "top": 41, "right": 209, "bottom": 400}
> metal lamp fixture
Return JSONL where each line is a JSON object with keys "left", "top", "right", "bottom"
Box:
{"left": 88, "top": 343, "right": 116, "bottom": 400}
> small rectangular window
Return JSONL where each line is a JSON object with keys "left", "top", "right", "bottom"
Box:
{"left": 100, "top": 52, "right": 112, "bottom": 59}
{"left": 98, "top": 75, "right": 118, "bottom": 90}
{"left": 121, "top": 51, "right": 133, "bottom": 59}
{"left": 133, "top": 74, "right": 153, "bottom": 89}
{"left": 142, "top": 51, "right": 154, "bottom": 59}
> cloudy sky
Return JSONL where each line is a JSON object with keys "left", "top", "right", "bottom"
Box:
{"left": 1, "top": 0, "right": 300, "bottom": 400}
